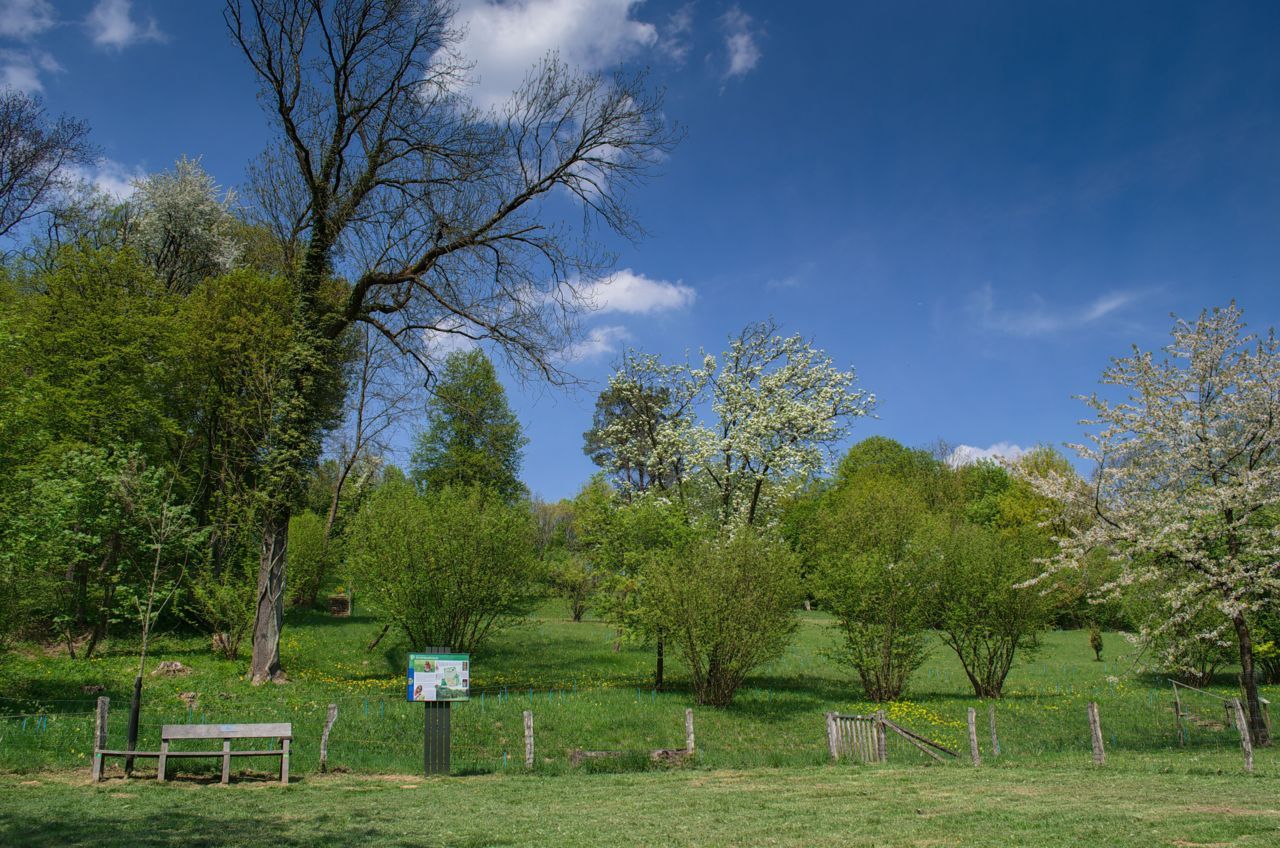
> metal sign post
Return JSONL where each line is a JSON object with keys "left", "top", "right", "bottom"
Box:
{"left": 424, "top": 699, "right": 451, "bottom": 775}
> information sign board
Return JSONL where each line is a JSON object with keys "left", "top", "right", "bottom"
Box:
{"left": 407, "top": 653, "right": 470, "bottom": 702}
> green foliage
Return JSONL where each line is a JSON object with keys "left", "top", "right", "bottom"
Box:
{"left": 548, "top": 556, "right": 598, "bottom": 623}
{"left": 189, "top": 548, "right": 257, "bottom": 660}
{"left": 925, "top": 520, "right": 1052, "bottom": 698}
{"left": 575, "top": 486, "right": 694, "bottom": 648}
{"left": 643, "top": 529, "right": 802, "bottom": 707}
{"left": 582, "top": 377, "right": 680, "bottom": 493}
{"left": 286, "top": 510, "right": 329, "bottom": 608}
{"left": 811, "top": 475, "right": 934, "bottom": 701}
{"left": 345, "top": 482, "right": 541, "bottom": 652}
{"left": 1124, "top": 579, "right": 1237, "bottom": 686}
{"left": 1089, "top": 625, "right": 1104, "bottom": 662}
{"left": 411, "top": 350, "right": 528, "bottom": 502}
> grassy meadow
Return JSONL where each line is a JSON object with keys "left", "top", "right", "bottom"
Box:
{"left": 0, "top": 600, "right": 1274, "bottom": 778}
{"left": 4, "top": 601, "right": 1279, "bottom": 845}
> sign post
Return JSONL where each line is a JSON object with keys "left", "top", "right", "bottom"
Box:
{"left": 407, "top": 647, "right": 470, "bottom": 776}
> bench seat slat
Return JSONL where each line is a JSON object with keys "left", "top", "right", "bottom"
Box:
{"left": 154, "top": 749, "right": 287, "bottom": 758}
{"left": 161, "top": 723, "right": 292, "bottom": 740}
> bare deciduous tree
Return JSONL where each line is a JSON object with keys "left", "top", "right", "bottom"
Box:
{"left": 225, "top": 0, "right": 679, "bottom": 682}
{"left": 0, "top": 89, "right": 96, "bottom": 242}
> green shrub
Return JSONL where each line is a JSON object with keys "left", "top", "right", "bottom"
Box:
{"left": 190, "top": 551, "right": 256, "bottom": 659}
{"left": 286, "top": 509, "right": 328, "bottom": 607}
{"left": 644, "top": 529, "right": 801, "bottom": 707}
{"left": 811, "top": 476, "right": 933, "bottom": 701}
{"left": 345, "top": 482, "right": 540, "bottom": 652}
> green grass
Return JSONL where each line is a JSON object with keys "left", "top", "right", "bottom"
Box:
{"left": 0, "top": 600, "right": 1275, "bottom": 781}
{"left": 3, "top": 765, "right": 1280, "bottom": 847}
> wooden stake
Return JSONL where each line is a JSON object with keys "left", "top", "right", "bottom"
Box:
{"left": 874, "top": 710, "right": 887, "bottom": 763}
{"left": 967, "top": 708, "right": 981, "bottom": 766}
{"left": 1172, "top": 682, "right": 1185, "bottom": 746}
{"left": 988, "top": 703, "right": 1000, "bottom": 758}
{"left": 91, "top": 696, "right": 109, "bottom": 782}
{"left": 1231, "top": 698, "right": 1254, "bottom": 774}
{"left": 523, "top": 710, "right": 534, "bottom": 768}
{"left": 685, "top": 708, "right": 695, "bottom": 755}
{"left": 1087, "top": 701, "right": 1105, "bottom": 765}
{"left": 826, "top": 711, "right": 838, "bottom": 761}
{"left": 319, "top": 703, "right": 338, "bottom": 773}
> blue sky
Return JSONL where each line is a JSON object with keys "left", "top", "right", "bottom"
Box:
{"left": 4, "top": 0, "right": 1279, "bottom": 499}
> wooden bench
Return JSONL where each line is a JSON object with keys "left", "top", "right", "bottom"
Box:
{"left": 157, "top": 723, "right": 292, "bottom": 784}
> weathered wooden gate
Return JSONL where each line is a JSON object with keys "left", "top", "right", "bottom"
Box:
{"left": 826, "top": 711, "right": 886, "bottom": 763}
{"left": 825, "top": 710, "right": 959, "bottom": 765}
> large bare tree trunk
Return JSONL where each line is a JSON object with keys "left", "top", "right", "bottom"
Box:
{"left": 249, "top": 510, "right": 289, "bottom": 684}
{"left": 1232, "top": 612, "right": 1270, "bottom": 746}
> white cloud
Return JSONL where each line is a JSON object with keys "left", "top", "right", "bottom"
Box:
{"left": 577, "top": 269, "right": 695, "bottom": 315}
{"left": 0, "top": 0, "right": 56, "bottom": 40}
{"left": 86, "top": 0, "right": 165, "bottom": 50}
{"left": 0, "top": 48, "right": 59, "bottom": 93}
{"left": 719, "top": 6, "right": 761, "bottom": 80}
{"left": 448, "top": 0, "right": 658, "bottom": 111}
{"left": 558, "top": 324, "right": 630, "bottom": 362}
{"left": 422, "top": 320, "right": 481, "bottom": 357}
{"left": 947, "top": 442, "right": 1031, "bottom": 467}
{"left": 68, "top": 157, "right": 145, "bottom": 199}
{"left": 969, "top": 284, "right": 1144, "bottom": 337}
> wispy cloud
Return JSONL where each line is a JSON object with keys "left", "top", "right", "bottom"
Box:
{"left": 576, "top": 269, "right": 695, "bottom": 315}
{"left": 0, "top": 0, "right": 56, "bottom": 40}
{"left": 719, "top": 5, "right": 761, "bottom": 80}
{"left": 968, "top": 284, "right": 1145, "bottom": 337}
{"left": 86, "top": 0, "right": 165, "bottom": 50}
{"left": 947, "top": 442, "right": 1031, "bottom": 467}
{"left": 448, "top": 0, "right": 659, "bottom": 111}
{"left": 0, "top": 47, "right": 59, "bottom": 93}
{"left": 657, "top": 3, "right": 694, "bottom": 64}
{"left": 558, "top": 324, "right": 631, "bottom": 362}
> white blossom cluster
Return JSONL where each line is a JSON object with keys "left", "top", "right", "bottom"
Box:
{"left": 1025, "top": 303, "right": 1280, "bottom": 652}
{"left": 599, "top": 323, "right": 874, "bottom": 525}
{"left": 132, "top": 156, "right": 240, "bottom": 291}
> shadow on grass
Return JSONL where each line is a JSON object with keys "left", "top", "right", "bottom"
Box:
{"left": 0, "top": 812, "right": 516, "bottom": 848}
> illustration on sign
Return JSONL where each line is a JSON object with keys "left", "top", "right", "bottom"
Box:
{"left": 407, "top": 653, "right": 470, "bottom": 702}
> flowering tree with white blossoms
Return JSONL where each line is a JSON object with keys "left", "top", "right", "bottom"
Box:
{"left": 1030, "top": 303, "right": 1280, "bottom": 744}
{"left": 594, "top": 320, "right": 875, "bottom": 526}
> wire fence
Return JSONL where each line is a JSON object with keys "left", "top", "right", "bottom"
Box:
{"left": 0, "top": 679, "right": 1269, "bottom": 778}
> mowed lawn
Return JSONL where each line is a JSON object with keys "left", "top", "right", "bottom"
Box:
{"left": 3, "top": 764, "right": 1279, "bottom": 848}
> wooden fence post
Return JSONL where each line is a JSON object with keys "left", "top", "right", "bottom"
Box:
{"left": 523, "top": 710, "right": 534, "bottom": 768}
{"left": 91, "top": 696, "right": 109, "bottom": 782}
{"left": 874, "top": 710, "right": 887, "bottom": 763}
{"left": 685, "top": 708, "right": 695, "bottom": 755}
{"left": 1087, "top": 701, "right": 1105, "bottom": 765}
{"left": 1231, "top": 698, "right": 1254, "bottom": 774}
{"left": 1172, "top": 682, "right": 1185, "bottom": 746}
{"left": 988, "top": 703, "right": 1000, "bottom": 758}
{"left": 826, "top": 712, "right": 838, "bottom": 761}
{"left": 967, "top": 708, "right": 980, "bottom": 766}
{"left": 319, "top": 703, "right": 338, "bottom": 773}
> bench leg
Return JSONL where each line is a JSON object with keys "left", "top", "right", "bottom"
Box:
{"left": 281, "top": 739, "right": 290, "bottom": 785}
{"left": 221, "top": 740, "right": 231, "bottom": 784}
{"left": 157, "top": 741, "right": 168, "bottom": 783}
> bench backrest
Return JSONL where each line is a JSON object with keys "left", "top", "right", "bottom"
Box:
{"left": 161, "top": 723, "right": 292, "bottom": 740}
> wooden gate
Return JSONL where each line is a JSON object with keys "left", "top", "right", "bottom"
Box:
{"left": 826, "top": 711, "right": 886, "bottom": 763}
